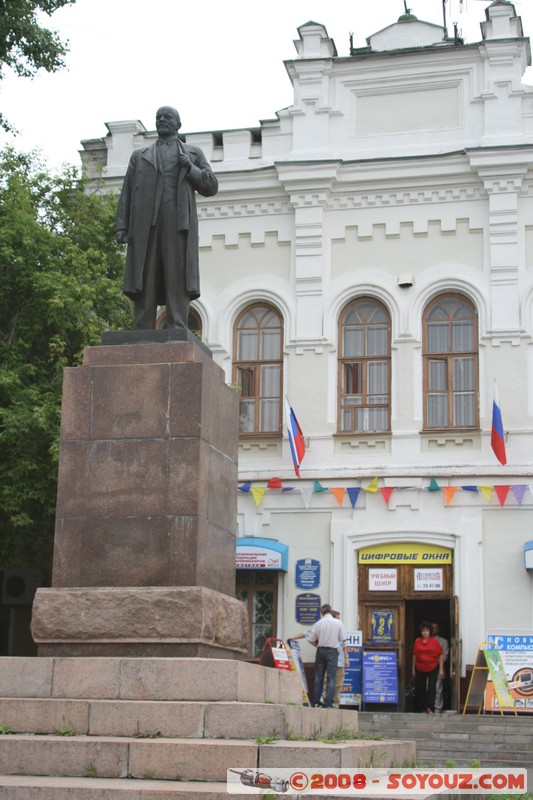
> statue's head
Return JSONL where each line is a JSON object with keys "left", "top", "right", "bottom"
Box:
{"left": 156, "top": 106, "right": 181, "bottom": 138}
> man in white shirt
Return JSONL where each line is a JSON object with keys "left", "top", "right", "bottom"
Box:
{"left": 307, "top": 604, "right": 347, "bottom": 708}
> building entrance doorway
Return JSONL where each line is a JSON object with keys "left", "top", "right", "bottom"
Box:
{"left": 357, "top": 541, "right": 458, "bottom": 711}
{"left": 405, "top": 598, "right": 452, "bottom": 711}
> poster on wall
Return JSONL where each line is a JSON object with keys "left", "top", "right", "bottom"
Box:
{"left": 363, "top": 651, "right": 399, "bottom": 704}
{"left": 295, "top": 559, "right": 320, "bottom": 590}
{"left": 371, "top": 610, "right": 394, "bottom": 643}
{"left": 414, "top": 568, "right": 443, "bottom": 591}
{"left": 295, "top": 593, "right": 321, "bottom": 624}
{"left": 340, "top": 631, "right": 363, "bottom": 706}
{"left": 486, "top": 634, "right": 533, "bottom": 712}
{"left": 368, "top": 568, "right": 397, "bottom": 591}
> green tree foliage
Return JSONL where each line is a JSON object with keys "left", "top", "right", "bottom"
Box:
{"left": 0, "top": 0, "right": 75, "bottom": 131}
{"left": 0, "top": 147, "right": 132, "bottom": 568}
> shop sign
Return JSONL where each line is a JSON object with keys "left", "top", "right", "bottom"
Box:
{"left": 235, "top": 537, "right": 288, "bottom": 571}
{"left": 358, "top": 542, "right": 452, "bottom": 565}
{"left": 371, "top": 610, "right": 394, "bottom": 643}
{"left": 295, "top": 593, "right": 321, "bottom": 624}
{"left": 414, "top": 568, "right": 443, "bottom": 591}
{"left": 369, "top": 568, "right": 397, "bottom": 591}
{"left": 295, "top": 558, "right": 320, "bottom": 590}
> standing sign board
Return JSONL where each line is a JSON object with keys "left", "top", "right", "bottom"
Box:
{"left": 340, "top": 631, "right": 363, "bottom": 707}
{"left": 464, "top": 643, "right": 516, "bottom": 715}
{"left": 486, "top": 634, "right": 533, "bottom": 713}
{"left": 259, "top": 638, "right": 292, "bottom": 671}
{"left": 287, "top": 638, "right": 311, "bottom": 706}
{"left": 363, "top": 651, "right": 399, "bottom": 705}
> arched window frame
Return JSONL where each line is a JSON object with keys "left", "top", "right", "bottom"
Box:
{"left": 232, "top": 303, "right": 283, "bottom": 435}
{"left": 422, "top": 293, "right": 479, "bottom": 431}
{"left": 337, "top": 297, "right": 392, "bottom": 434}
{"left": 156, "top": 307, "right": 203, "bottom": 338}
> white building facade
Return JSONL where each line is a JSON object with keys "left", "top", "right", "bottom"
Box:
{"left": 82, "top": 1, "right": 533, "bottom": 708}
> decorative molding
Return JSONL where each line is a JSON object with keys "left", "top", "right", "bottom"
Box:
{"left": 420, "top": 432, "right": 481, "bottom": 451}
{"left": 198, "top": 200, "right": 291, "bottom": 219}
{"left": 238, "top": 439, "right": 282, "bottom": 457}
{"left": 334, "top": 435, "right": 391, "bottom": 455}
{"left": 332, "top": 186, "right": 484, "bottom": 210}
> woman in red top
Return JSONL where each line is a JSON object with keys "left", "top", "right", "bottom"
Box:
{"left": 412, "top": 621, "right": 444, "bottom": 714}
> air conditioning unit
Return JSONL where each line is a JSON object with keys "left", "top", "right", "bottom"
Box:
{"left": 1, "top": 569, "right": 44, "bottom": 606}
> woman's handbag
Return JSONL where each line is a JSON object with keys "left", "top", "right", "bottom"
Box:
{"left": 405, "top": 676, "right": 417, "bottom": 699}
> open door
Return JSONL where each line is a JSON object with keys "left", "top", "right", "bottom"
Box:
{"left": 449, "top": 595, "right": 461, "bottom": 710}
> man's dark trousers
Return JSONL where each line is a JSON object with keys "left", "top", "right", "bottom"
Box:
{"left": 314, "top": 646, "right": 338, "bottom": 708}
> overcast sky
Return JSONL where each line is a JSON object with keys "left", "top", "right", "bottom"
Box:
{"left": 1, "top": 0, "right": 532, "bottom": 170}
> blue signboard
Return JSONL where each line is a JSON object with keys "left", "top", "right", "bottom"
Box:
{"left": 371, "top": 609, "right": 394, "bottom": 644}
{"left": 295, "top": 593, "right": 321, "bottom": 624}
{"left": 295, "top": 559, "right": 320, "bottom": 590}
{"left": 341, "top": 632, "right": 363, "bottom": 706}
{"left": 363, "top": 651, "right": 399, "bottom": 704}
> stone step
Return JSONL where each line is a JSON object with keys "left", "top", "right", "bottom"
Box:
{"left": 0, "top": 775, "right": 438, "bottom": 800}
{"left": 0, "top": 776, "right": 248, "bottom": 799}
{"left": 0, "top": 734, "right": 416, "bottom": 782}
{"left": 358, "top": 725, "right": 533, "bottom": 745}
{"left": 0, "top": 657, "right": 301, "bottom": 705}
{"left": 0, "top": 697, "right": 358, "bottom": 740}
{"left": 357, "top": 711, "right": 533, "bottom": 778}
{"left": 359, "top": 711, "right": 533, "bottom": 728}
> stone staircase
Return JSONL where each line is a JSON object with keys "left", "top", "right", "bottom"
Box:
{"left": 0, "top": 658, "right": 416, "bottom": 798}
{"left": 358, "top": 711, "right": 533, "bottom": 778}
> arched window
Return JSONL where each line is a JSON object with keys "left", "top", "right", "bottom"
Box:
{"left": 338, "top": 298, "right": 391, "bottom": 433}
{"left": 233, "top": 304, "right": 283, "bottom": 434}
{"left": 188, "top": 308, "right": 202, "bottom": 339}
{"left": 423, "top": 294, "right": 478, "bottom": 429}
{"left": 155, "top": 307, "right": 203, "bottom": 337}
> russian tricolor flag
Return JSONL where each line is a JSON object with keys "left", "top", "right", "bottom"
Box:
{"left": 284, "top": 397, "right": 305, "bottom": 478}
{"left": 491, "top": 381, "right": 507, "bottom": 466}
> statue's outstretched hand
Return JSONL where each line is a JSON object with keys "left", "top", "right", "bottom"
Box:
{"left": 115, "top": 230, "right": 129, "bottom": 244}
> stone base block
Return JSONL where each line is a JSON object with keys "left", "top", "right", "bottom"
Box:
{"left": 31, "top": 586, "right": 247, "bottom": 658}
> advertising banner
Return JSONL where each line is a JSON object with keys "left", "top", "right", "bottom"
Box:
{"left": 371, "top": 610, "right": 394, "bottom": 644}
{"left": 486, "top": 635, "right": 533, "bottom": 712}
{"left": 363, "top": 651, "right": 399, "bottom": 704}
{"left": 340, "top": 631, "right": 363, "bottom": 706}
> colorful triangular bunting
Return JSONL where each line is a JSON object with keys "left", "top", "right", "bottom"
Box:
{"left": 380, "top": 487, "right": 395, "bottom": 505}
{"left": 238, "top": 481, "right": 251, "bottom": 493}
{"left": 267, "top": 477, "right": 282, "bottom": 489}
{"left": 364, "top": 477, "right": 379, "bottom": 493}
{"left": 494, "top": 485, "right": 510, "bottom": 507}
{"left": 300, "top": 487, "right": 313, "bottom": 509}
{"left": 347, "top": 487, "right": 362, "bottom": 508}
{"left": 479, "top": 485, "right": 493, "bottom": 501}
{"left": 442, "top": 486, "right": 458, "bottom": 506}
{"left": 330, "top": 487, "right": 345, "bottom": 507}
{"left": 512, "top": 485, "right": 527, "bottom": 506}
{"left": 428, "top": 477, "right": 441, "bottom": 492}
{"left": 250, "top": 487, "right": 266, "bottom": 507}
{"left": 314, "top": 480, "right": 328, "bottom": 493}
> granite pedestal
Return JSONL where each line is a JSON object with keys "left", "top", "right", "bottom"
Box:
{"left": 31, "top": 337, "right": 247, "bottom": 657}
